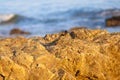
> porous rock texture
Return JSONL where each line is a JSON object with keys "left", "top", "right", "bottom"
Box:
{"left": 0, "top": 28, "right": 120, "bottom": 80}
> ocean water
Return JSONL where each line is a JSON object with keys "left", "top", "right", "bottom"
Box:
{"left": 0, "top": 0, "right": 120, "bottom": 37}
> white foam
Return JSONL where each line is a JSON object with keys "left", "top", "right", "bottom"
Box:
{"left": 0, "top": 14, "right": 17, "bottom": 24}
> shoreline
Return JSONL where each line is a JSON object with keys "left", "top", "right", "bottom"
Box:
{"left": 0, "top": 28, "right": 120, "bottom": 80}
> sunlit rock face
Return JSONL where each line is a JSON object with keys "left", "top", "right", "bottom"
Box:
{"left": 0, "top": 28, "right": 120, "bottom": 80}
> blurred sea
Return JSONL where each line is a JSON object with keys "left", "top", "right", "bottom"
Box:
{"left": 0, "top": 0, "right": 120, "bottom": 37}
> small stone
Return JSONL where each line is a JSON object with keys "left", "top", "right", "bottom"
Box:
{"left": 10, "top": 28, "right": 31, "bottom": 35}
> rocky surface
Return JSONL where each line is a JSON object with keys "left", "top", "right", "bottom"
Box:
{"left": 0, "top": 28, "right": 120, "bottom": 80}
{"left": 106, "top": 16, "right": 120, "bottom": 27}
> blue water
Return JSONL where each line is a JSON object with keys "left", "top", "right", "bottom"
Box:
{"left": 0, "top": 0, "right": 120, "bottom": 36}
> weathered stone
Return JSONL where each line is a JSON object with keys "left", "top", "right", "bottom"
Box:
{"left": 10, "top": 28, "right": 31, "bottom": 35}
{"left": 0, "top": 28, "right": 120, "bottom": 80}
{"left": 106, "top": 16, "right": 120, "bottom": 27}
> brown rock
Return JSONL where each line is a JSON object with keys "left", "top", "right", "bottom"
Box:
{"left": 0, "top": 28, "right": 120, "bottom": 80}
{"left": 106, "top": 16, "right": 120, "bottom": 27}
{"left": 10, "top": 28, "right": 31, "bottom": 35}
